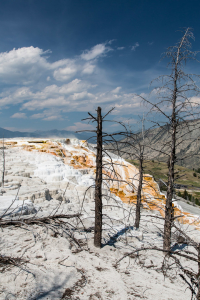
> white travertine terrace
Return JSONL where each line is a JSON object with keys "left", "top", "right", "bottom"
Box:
{"left": 1, "top": 137, "right": 200, "bottom": 230}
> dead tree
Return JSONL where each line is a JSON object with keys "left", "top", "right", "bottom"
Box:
{"left": 127, "top": 117, "right": 146, "bottom": 229}
{"left": 163, "top": 28, "right": 200, "bottom": 251}
{"left": 112, "top": 127, "right": 146, "bottom": 229}
{"left": 94, "top": 107, "right": 103, "bottom": 248}
{"left": 135, "top": 150, "right": 143, "bottom": 229}
{"left": 139, "top": 28, "right": 200, "bottom": 251}
{"left": 197, "top": 244, "right": 200, "bottom": 300}
{"left": 80, "top": 106, "right": 130, "bottom": 248}
{"left": 1, "top": 137, "right": 5, "bottom": 188}
{"left": 104, "top": 118, "right": 157, "bottom": 230}
{"left": 81, "top": 107, "right": 106, "bottom": 248}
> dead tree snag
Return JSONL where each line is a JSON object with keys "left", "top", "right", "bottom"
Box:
{"left": 197, "top": 244, "right": 200, "bottom": 300}
{"left": 2, "top": 137, "right": 5, "bottom": 188}
{"left": 139, "top": 28, "right": 200, "bottom": 251}
{"left": 94, "top": 107, "right": 103, "bottom": 248}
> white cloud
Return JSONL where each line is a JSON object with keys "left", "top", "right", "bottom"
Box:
{"left": 111, "top": 87, "right": 121, "bottom": 94}
{"left": 43, "top": 115, "right": 61, "bottom": 121}
{"left": 109, "top": 117, "right": 138, "bottom": 132}
{"left": 69, "top": 91, "right": 94, "bottom": 101}
{"left": 0, "top": 78, "right": 94, "bottom": 110}
{"left": 57, "top": 79, "right": 91, "bottom": 94}
{"left": 18, "top": 80, "right": 93, "bottom": 111}
{"left": 11, "top": 112, "right": 27, "bottom": 119}
{"left": 0, "top": 87, "right": 33, "bottom": 107}
{"left": 0, "top": 43, "right": 108, "bottom": 85}
{"left": 30, "top": 109, "right": 64, "bottom": 121}
{"left": 0, "top": 47, "right": 50, "bottom": 84}
{"left": 24, "top": 97, "right": 68, "bottom": 110}
{"left": 115, "top": 116, "right": 137, "bottom": 124}
{"left": 82, "top": 62, "right": 95, "bottom": 74}
{"left": 14, "top": 87, "right": 32, "bottom": 98}
{"left": 117, "top": 47, "right": 125, "bottom": 50}
{"left": 53, "top": 60, "right": 78, "bottom": 81}
{"left": 81, "top": 43, "right": 111, "bottom": 61}
{"left": 66, "top": 122, "right": 95, "bottom": 131}
{"left": 0, "top": 75, "right": 149, "bottom": 117}
{"left": 107, "top": 39, "right": 116, "bottom": 45}
{"left": 35, "top": 79, "right": 92, "bottom": 96}
{"left": 110, "top": 123, "right": 119, "bottom": 127}
{"left": 31, "top": 113, "right": 45, "bottom": 119}
{"left": 189, "top": 96, "right": 200, "bottom": 106}
{"left": 0, "top": 43, "right": 155, "bottom": 120}
{"left": 23, "top": 91, "right": 94, "bottom": 111}
{"left": 131, "top": 42, "right": 139, "bottom": 51}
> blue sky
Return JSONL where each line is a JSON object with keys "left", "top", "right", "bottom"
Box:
{"left": 0, "top": 0, "right": 200, "bottom": 132}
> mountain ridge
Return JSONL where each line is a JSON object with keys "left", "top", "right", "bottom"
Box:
{"left": 0, "top": 127, "right": 94, "bottom": 140}
{"left": 117, "top": 118, "right": 200, "bottom": 169}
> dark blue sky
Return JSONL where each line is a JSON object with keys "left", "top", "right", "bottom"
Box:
{"left": 0, "top": 0, "right": 200, "bottom": 132}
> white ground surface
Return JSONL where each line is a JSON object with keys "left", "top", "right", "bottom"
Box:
{"left": 0, "top": 145, "right": 199, "bottom": 300}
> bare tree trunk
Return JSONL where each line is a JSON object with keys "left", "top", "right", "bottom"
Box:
{"left": 163, "top": 36, "right": 179, "bottom": 251}
{"left": 135, "top": 156, "right": 143, "bottom": 229}
{"left": 94, "top": 107, "right": 103, "bottom": 248}
{"left": 2, "top": 137, "right": 5, "bottom": 188}
{"left": 197, "top": 244, "right": 200, "bottom": 300}
{"left": 163, "top": 125, "right": 176, "bottom": 250}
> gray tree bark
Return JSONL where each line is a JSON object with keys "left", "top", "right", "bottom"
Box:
{"left": 197, "top": 244, "right": 200, "bottom": 300}
{"left": 94, "top": 107, "right": 103, "bottom": 248}
{"left": 163, "top": 29, "right": 188, "bottom": 251}
{"left": 2, "top": 137, "right": 5, "bottom": 188}
{"left": 134, "top": 157, "right": 143, "bottom": 229}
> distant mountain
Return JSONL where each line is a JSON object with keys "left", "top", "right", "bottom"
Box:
{"left": 0, "top": 127, "right": 96, "bottom": 141}
{"left": 109, "top": 119, "right": 200, "bottom": 169}
{"left": 0, "top": 127, "right": 37, "bottom": 138}
{"left": 143, "top": 119, "right": 200, "bottom": 169}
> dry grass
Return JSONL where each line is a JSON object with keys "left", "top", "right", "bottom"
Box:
{"left": 127, "top": 159, "right": 200, "bottom": 189}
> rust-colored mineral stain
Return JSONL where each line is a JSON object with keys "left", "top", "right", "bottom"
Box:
{"left": 69, "top": 154, "right": 95, "bottom": 169}
{"left": 143, "top": 176, "right": 153, "bottom": 181}
{"left": 4, "top": 141, "right": 18, "bottom": 146}
{"left": 7, "top": 139, "right": 200, "bottom": 231}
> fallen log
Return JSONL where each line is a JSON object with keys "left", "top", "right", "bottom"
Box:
{"left": 0, "top": 213, "right": 81, "bottom": 227}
